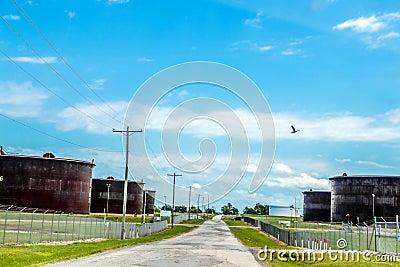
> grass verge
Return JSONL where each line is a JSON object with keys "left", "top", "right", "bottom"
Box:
{"left": 176, "top": 219, "right": 205, "bottom": 225}
{"left": 223, "top": 219, "right": 400, "bottom": 267}
{"left": 0, "top": 225, "right": 194, "bottom": 267}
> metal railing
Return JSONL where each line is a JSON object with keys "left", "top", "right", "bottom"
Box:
{"left": 172, "top": 213, "right": 200, "bottom": 223}
{"left": 243, "top": 216, "right": 400, "bottom": 254}
{"left": 0, "top": 204, "right": 167, "bottom": 245}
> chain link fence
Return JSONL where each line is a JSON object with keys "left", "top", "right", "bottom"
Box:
{"left": 243, "top": 216, "right": 400, "bottom": 254}
{"left": 0, "top": 204, "right": 167, "bottom": 245}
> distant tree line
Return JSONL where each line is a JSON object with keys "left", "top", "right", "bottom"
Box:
{"left": 221, "top": 202, "right": 239, "bottom": 215}
{"left": 159, "top": 205, "right": 216, "bottom": 214}
{"left": 243, "top": 203, "right": 269, "bottom": 215}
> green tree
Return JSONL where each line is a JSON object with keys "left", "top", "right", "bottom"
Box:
{"left": 189, "top": 206, "right": 199, "bottom": 213}
{"left": 231, "top": 207, "right": 239, "bottom": 215}
{"left": 174, "top": 205, "right": 187, "bottom": 213}
{"left": 243, "top": 206, "right": 256, "bottom": 214}
{"left": 254, "top": 203, "right": 267, "bottom": 215}
{"left": 161, "top": 205, "right": 172, "bottom": 211}
{"left": 221, "top": 203, "right": 239, "bottom": 215}
{"left": 205, "top": 208, "right": 216, "bottom": 214}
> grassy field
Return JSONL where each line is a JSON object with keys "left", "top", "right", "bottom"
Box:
{"left": 244, "top": 214, "right": 343, "bottom": 231}
{"left": 223, "top": 218, "right": 400, "bottom": 266}
{"left": 239, "top": 215, "right": 400, "bottom": 253}
{"left": 0, "top": 225, "right": 195, "bottom": 267}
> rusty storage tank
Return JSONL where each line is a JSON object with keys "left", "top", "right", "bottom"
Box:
{"left": 90, "top": 178, "right": 145, "bottom": 214}
{"left": 144, "top": 190, "right": 156, "bottom": 214}
{"left": 330, "top": 175, "right": 400, "bottom": 223}
{"left": 0, "top": 153, "right": 95, "bottom": 213}
{"left": 302, "top": 190, "right": 331, "bottom": 222}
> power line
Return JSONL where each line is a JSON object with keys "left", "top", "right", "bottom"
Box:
{"left": 0, "top": 14, "right": 121, "bottom": 125}
{"left": 12, "top": 0, "right": 122, "bottom": 121}
{"left": 113, "top": 126, "right": 142, "bottom": 239}
{"left": 144, "top": 135, "right": 168, "bottom": 174}
{"left": 0, "top": 112, "right": 121, "bottom": 153}
{"left": 0, "top": 48, "right": 111, "bottom": 129}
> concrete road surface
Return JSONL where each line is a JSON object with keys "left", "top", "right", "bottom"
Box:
{"left": 46, "top": 215, "right": 262, "bottom": 267}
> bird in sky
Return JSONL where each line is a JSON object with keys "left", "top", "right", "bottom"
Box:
{"left": 291, "top": 125, "right": 300, "bottom": 134}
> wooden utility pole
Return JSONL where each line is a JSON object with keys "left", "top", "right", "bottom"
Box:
{"left": 168, "top": 173, "right": 181, "bottom": 229}
{"left": 113, "top": 126, "right": 142, "bottom": 239}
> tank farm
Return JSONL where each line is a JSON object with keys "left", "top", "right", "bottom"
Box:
{"left": 0, "top": 152, "right": 156, "bottom": 214}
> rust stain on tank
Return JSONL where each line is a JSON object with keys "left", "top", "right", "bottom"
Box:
{"left": 90, "top": 178, "right": 145, "bottom": 215}
{"left": 0, "top": 154, "right": 95, "bottom": 213}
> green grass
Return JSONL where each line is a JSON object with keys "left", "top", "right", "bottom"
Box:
{"left": 244, "top": 214, "right": 343, "bottom": 231}
{"left": 224, "top": 218, "right": 400, "bottom": 266}
{"left": 223, "top": 218, "right": 289, "bottom": 249}
{"left": 90, "top": 214, "right": 152, "bottom": 223}
{"left": 0, "top": 225, "right": 194, "bottom": 267}
{"left": 223, "top": 219, "right": 252, "bottom": 227}
{"left": 176, "top": 219, "right": 205, "bottom": 225}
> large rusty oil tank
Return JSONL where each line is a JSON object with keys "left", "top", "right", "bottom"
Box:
{"left": 0, "top": 153, "right": 95, "bottom": 213}
{"left": 330, "top": 175, "right": 400, "bottom": 223}
{"left": 144, "top": 190, "right": 156, "bottom": 214}
{"left": 90, "top": 178, "right": 145, "bottom": 214}
{"left": 302, "top": 190, "right": 331, "bottom": 222}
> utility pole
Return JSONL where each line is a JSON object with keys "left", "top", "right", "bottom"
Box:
{"left": 197, "top": 194, "right": 200, "bottom": 219}
{"left": 168, "top": 173, "right": 181, "bottom": 229}
{"left": 188, "top": 186, "right": 192, "bottom": 220}
{"left": 163, "top": 195, "right": 167, "bottom": 210}
{"left": 105, "top": 182, "right": 111, "bottom": 221}
{"left": 113, "top": 126, "right": 142, "bottom": 240}
{"left": 207, "top": 194, "right": 210, "bottom": 213}
{"left": 202, "top": 196, "right": 205, "bottom": 214}
{"left": 142, "top": 191, "right": 147, "bottom": 224}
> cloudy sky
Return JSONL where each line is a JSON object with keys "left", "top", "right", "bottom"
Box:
{"left": 1, "top": 0, "right": 400, "bottom": 213}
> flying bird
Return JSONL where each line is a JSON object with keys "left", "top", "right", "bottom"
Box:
{"left": 291, "top": 125, "right": 300, "bottom": 134}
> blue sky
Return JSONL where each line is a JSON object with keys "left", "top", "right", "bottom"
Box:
{"left": 1, "top": 0, "right": 400, "bottom": 213}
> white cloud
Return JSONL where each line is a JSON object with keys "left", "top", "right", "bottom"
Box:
{"left": 335, "top": 158, "right": 352, "bottom": 163}
{"left": 258, "top": 45, "right": 273, "bottom": 51}
{"left": 65, "top": 10, "right": 76, "bottom": 19}
{"left": 244, "top": 11, "right": 263, "bottom": 29}
{"left": 274, "top": 110, "right": 400, "bottom": 142}
{"left": 243, "top": 164, "right": 258, "bottom": 173}
{"left": 137, "top": 57, "right": 153, "bottom": 62}
{"left": 107, "top": 0, "right": 130, "bottom": 4}
{"left": 272, "top": 162, "right": 294, "bottom": 174}
{"left": 265, "top": 173, "right": 330, "bottom": 190}
{"left": 0, "top": 81, "right": 49, "bottom": 117}
{"left": 386, "top": 109, "right": 400, "bottom": 124}
{"left": 144, "top": 105, "right": 271, "bottom": 142}
{"left": 354, "top": 160, "right": 394, "bottom": 169}
{"left": 335, "top": 158, "right": 393, "bottom": 169}
{"left": 136, "top": 104, "right": 400, "bottom": 143}
{"left": 333, "top": 15, "right": 384, "bottom": 33}
{"left": 333, "top": 12, "right": 400, "bottom": 49}
{"left": 377, "top": 31, "right": 400, "bottom": 41}
{"left": 55, "top": 101, "right": 127, "bottom": 134}
{"left": 10, "top": 56, "right": 57, "bottom": 64}
{"left": 3, "top": 14, "right": 20, "bottom": 21}
{"left": 90, "top": 78, "right": 108, "bottom": 89}
{"left": 281, "top": 49, "right": 302, "bottom": 56}
{"left": 230, "top": 40, "right": 273, "bottom": 52}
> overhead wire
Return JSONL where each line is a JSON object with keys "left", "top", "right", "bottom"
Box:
{"left": 0, "top": 3, "right": 125, "bottom": 155}
{"left": 12, "top": 0, "right": 122, "bottom": 121}
{"left": 144, "top": 135, "right": 168, "bottom": 174}
{"left": 0, "top": 14, "right": 122, "bottom": 126}
{"left": 0, "top": 112, "right": 121, "bottom": 153}
{"left": 0, "top": 48, "right": 111, "bottom": 129}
